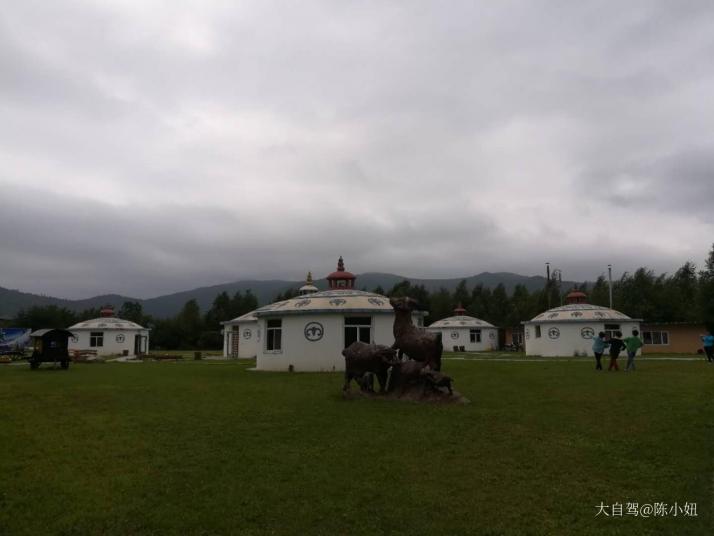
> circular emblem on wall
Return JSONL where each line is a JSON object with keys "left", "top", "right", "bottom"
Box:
{"left": 329, "top": 298, "right": 346, "bottom": 306}
{"left": 548, "top": 327, "right": 560, "bottom": 340}
{"left": 295, "top": 299, "right": 311, "bottom": 308}
{"left": 489, "top": 332, "right": 496, "bottom": 339}
{"left": 116, "top": 334, "right": 125, "bottom": 343}
{"left": 243, "top": 329, "right": 252, "bottom": 340}
{"left": 304, "top": 322, "right": 324, "bottom": 342}
{"left": 581, "top": 327, "right": 594, "bottom": 339}
{"left": 450, "top": 331, "right": 459, "bottom": 339}
{"left": 368, "top": 297, "right": 384, "bottom": 306}
{"left": 71, "top": 336, "right": 79, "bottom": 343}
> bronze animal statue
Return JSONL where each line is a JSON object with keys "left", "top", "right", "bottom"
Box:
{"left": 342, "top": 342, "right": 398, "bottom": 393}
{"left": 420, "top": 368, "right": 454, "bottom": 395}
{"left": 388, "top": 358, "right": 428, "bottom": 395}
{"left": 390, "top": 296, "right": 443, "bottom": 371}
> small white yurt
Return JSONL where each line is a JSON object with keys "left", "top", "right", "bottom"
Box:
{"left": 427, "top": 304, "right": 498, "bottom": 352}
{"left": 68, "top": 306, "right": 149, "bottom": 357}
{"left": 221, "top": 311, "right": 258, "bottom": 358}
{"left": 523, "top": 291, "right": 642, "bottom": 357}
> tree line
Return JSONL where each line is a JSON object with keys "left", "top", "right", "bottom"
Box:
{"left": 273, "top": 245, "right": 714, "bottom": 330}
{"left": 10, "top": 244, "right": 714, "bottom": 348}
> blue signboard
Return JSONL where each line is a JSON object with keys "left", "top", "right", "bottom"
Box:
{"left": 0, "top": 328, "right": 31, "bottom": 353}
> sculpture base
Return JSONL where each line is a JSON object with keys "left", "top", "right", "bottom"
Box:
{"left": 342, "top": 386, "right": 470, "bottom": 405}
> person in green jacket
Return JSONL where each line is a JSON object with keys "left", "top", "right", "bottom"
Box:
{"left": 623, "top": 329, "right": 644, "bottom": 371}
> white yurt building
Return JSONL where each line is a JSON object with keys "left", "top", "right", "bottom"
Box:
{"left": 221, "top": 311, "right": 258, "bottom": 358}
{"left": 523, "top": 291, "right": 641, "bottom": 357}
{"left": 253, "top": 257, "right": 426, "bottom": 372}
{"left": 68, "top": 306, "right": 150, "bottom": 357}
{"left": 427, "top": 304, "right": 498, "bottom": 352}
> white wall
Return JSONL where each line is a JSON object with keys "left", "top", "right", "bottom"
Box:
{"left": 223, "top": 322, "right": 258, "bottom": 358}
{"left": 524, "top": 322, "right": 641, "bottom": 357}
{"left": 69, "top": 329, "right": 149, "bottom": 357}
{"left": 428, "top": 327, "right": 498, "bottom": 351}
{"left": 256, "top": 313, "right": 399, "bottom": 372}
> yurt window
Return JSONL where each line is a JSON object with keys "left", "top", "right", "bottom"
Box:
{"left": 604, "top": 324, "right": 621, "bottom": 339}
{"left": 90, "top": 332, "right": 104, "bottom": 347}
{"left": 470, "top": 329, "right": 482, "bottom": 343}
{"left": 535, "top": 326, "right": 542, "bottom": 338}
{"left": 345, "top": 317, "right": 371, "bottom": 347}
{"left": 266, "top": 320, "right": 282, "bottom": 351}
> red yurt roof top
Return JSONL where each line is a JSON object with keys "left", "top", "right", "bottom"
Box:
{"left": 565, "top": 291, "right": 588, "bottom": 304}
{"left": 326, "top": 256, "right": 355, "bottom": 280}
{"left": 326, "top": 256, "right": 356, "bottom": 289}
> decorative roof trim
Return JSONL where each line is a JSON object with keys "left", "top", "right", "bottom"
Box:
{"left": 522, "top": 318, "right": 643, "bottom": 325}
{"left": 255, "top": 308, "right": 426, "bottom": 318}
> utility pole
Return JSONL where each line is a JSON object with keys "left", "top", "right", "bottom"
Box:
{"left": 608, "top": 264, "right": 613, "bottom": 308}
{"left": 545, "top": 262, "right": 551, "bottom": 309}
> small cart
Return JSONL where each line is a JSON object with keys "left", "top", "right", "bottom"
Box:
{"left": 28, "top": 329, "right": 75, "bottom": 370}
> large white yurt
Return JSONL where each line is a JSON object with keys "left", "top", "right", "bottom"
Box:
{"left": 68, "top": 306, "right": 150, "bottom": 357}
{"left": 253, "top": 257, "right": 426, "bottom": 372}
{"left": 523, "top": 291, "right": 641, "bottom": 357}
{"left": 427, "top": 304, "right": 498, "bottom": 352}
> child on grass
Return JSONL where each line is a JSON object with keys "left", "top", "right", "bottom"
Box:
{"left": 701, "top": 331, "right": 714, "bottom": 363}
{"left": 623, "top": 329, "right": 643, "bottom": 371}
{"left": 591, "top": 332, "right": 609, "bottom": 371}
{"left": 607, "top": 331, "right": 624, "bottom": 371}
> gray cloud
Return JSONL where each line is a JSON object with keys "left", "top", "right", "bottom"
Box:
{"left": 1, "top": 1, "right": 713, "bottom": 299}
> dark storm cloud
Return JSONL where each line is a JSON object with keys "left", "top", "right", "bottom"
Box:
{"left": 1, "top": 1, "right": 713, "bottom": 298}
{"left": 586, "top": 147, "right": 714, "bottom": 219}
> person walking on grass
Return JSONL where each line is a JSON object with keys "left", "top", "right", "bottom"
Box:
{"left": 592, "top": 331, "right": 609, "bottom": 371}
{"left": 623, "top": 329, "right": 643, "bottom": 371}
{"left": 701, "top": 330, "right": 714, "bottom": 363}
{"left": 607, "top": 331, "right": 624, "bottom": 371}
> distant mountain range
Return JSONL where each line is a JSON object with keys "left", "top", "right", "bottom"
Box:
{"left": 0, "top": 271, "right": 580, "bottom": 319}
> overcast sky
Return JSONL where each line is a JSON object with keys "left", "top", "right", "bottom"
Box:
{"left": 2, "top": 1, "right": 714, "bottom": 299}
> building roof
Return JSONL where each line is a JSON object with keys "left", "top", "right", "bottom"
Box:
{"left": 68, "top": 316, "right": 147, "bottom": 330}
{"left": 298, "top": 271, "right": 319, "bottom": 295}
{"left": 30, "top": 328, "right": 75, "bottom": 338}
{"left": 428, "top": 315, "right": 496, "bottom": 329}
{"left": 299, "top": 284, "right": 319, "bottom": 293}
{"left": 526, "top": 303, "right": 640, "bottom": 324}
{"left": 253, "top": 289, "right": 417, "bottom": 317}
{"left": 221, "top": 311, "right": 258, "bottom": 325}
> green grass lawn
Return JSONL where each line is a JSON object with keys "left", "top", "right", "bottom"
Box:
{"left": 1, "top": 358, "right": 712, "bottom": 535}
